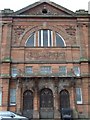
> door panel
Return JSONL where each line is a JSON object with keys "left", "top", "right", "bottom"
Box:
{"left": 60, "top": 90, "right": 70, "bottom": 109}
{"left": 40, "top": 88, "right": 54, "bottom": 119}
{"left": 23, "top": 90, "right": 33, "bottom": 119}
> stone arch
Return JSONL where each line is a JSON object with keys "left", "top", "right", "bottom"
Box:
{"left": 38, "top": 79, "right": 54, "bottom": 93}
{"left": 22, "top": 80, "right": 35, "bottom": 92}
{"left": 19, "top": 24, "right": 69, "bottom": 46}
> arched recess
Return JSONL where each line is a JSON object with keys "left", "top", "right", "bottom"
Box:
{"left": 60, "top": 89, "right": 70, "bottom": 110}
{"left": 40, "top": 88, "right": 54, "bottom": 119}
{"left": 23, "top": 90, "right": 33, "bottom": 119}
{"left": 19, "top": 25, "right": 68, "bottom": 46}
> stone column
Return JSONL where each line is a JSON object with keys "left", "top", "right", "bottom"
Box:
{"left": 1, "top": 23, "right": 12, "bottom": 60}
{"left": 0, "top": 23, "right": 12, "bottom": 111}
{"left": 0, "top": 62, "right": 10, "bottom": 111}
{"left": 71, "top": 85, "right": 78, "bottom": 118}
{"left": 88, "top": 85, "right": 90, "bottom": 117}
{"left": 0, "top": 23, "right": 2, "bottom": 75}
{"left": 54, "top": 79, "right": 60, "bottom": 119}
{"left": 77, "top": 23, "right": 87, "bottom": 59}
{"left": 16, "top": 78, "right": 22, "bottom": 114}
{"left": 33, "top": 80, "right": 39, "bottom": 119}
{"left": 2, "top": 78, "right": 9, "bottom": 111}
{"left": 71, "top": 86, "right": 76, "bottom": 108}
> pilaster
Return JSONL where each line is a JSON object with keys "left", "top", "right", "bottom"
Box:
{"left": 16, "top": 78, "right": 22, "bottom": 114}
{"left": 33, "top": 80, "right": 39, "bottom": 119}
{"left": 54, "top": 78, "right": 60, "bottom": 119}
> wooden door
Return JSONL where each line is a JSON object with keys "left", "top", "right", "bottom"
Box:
{"left": 40, "top": 88, "right": 54, "bottom": 119}
{"left": 23, "top": 90, "right": 33, "bottom": 119}
{"left": 60, "top": 90, "right": 70, "bottom": 109}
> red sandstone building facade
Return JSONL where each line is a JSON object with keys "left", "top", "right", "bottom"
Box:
{"left": 0, "top": 0, "right": 90, "bottom": 119}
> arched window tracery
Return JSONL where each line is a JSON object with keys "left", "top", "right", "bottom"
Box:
{"left": 25, "top": 29, "right": 65, "bottom": 47}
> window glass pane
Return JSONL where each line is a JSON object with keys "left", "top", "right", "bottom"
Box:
{"left": 39, "top": 30, "right": 41, "bottom": 46}
{"left": 49, "top": 30, "right": 52, "bottom": 46}
{"left": 40, "top": 66, "right": 52, "bottom": 74}
{"left": 56, "top": 33, "right": 65, "bottom": 47}
{"left": 10, "top": 89, "right": 16, "bottom": 105}
{"left": 25, "top": 66, "right": 33, "bottom": 75}
{"left": 26, "top": 33, "right": 35, "bottom": 46}
{"left": 43, "top": 30, "right": 48, "bottom": 46}
{"left": 38, "top": 30, "right": 52, "bottom": 47}
{"left": 73, "top": 66, "right": 80, "bottom": 76}
{"left": 11, "top": 68, "right": 17, "bottom": 77}
{"left": 0, "top": 91, "right": 2, "bottom": 105}
{"left": 76, "top": 88, "right": 82, "bottom": 104}
{"left": 59, "top": 66, "right": 67, "bottom": 76}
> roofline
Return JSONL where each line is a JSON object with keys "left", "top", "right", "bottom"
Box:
{"left": 13, "top": 0, "right": 75, "bottom": 16}
{"left": 0, "top": 0, "right": 89, "bottom": 18}
{"left": 14, "top": 1, "right": 42, "bottom": 15}
{"left": 0, "top": 14, "right": 89, "bottom": 19}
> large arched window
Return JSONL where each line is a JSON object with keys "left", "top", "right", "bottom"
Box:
{"left": 25, "top": 29, "right": 65, "bottom": 47}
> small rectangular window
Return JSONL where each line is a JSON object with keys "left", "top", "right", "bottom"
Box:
{"left": 40, "top": 66, "right": 52, "bottom": 74}
{"left": 76, "top": 88, "right": 82, "bottom": 104}
{"left": 73, "top": 66, "right": 80, "bottom": 76}
{"left": 11, "top": 67, "right": 17, "bottom": 77}
{"left": 10, "top": 89, "right": 16, "bottom": 105}
{"left": 25, "top": 66, "right": 33, "bottom": 75}
{"left": 59, "top": 66, "right": 67, "bottom": 76}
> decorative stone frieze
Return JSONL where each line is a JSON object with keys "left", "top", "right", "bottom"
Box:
{"left": 25, "top": 50, "right": 66, "bottom": 62}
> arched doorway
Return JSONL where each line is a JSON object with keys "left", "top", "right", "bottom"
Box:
{"left": 60, "top": 90, "right": 70, "bottom": 110}
{"left": 23, "top": 90, "right": 33, "bottom": 119}
{"left": 40, "top": 88, "right": 54, "bottom": 119}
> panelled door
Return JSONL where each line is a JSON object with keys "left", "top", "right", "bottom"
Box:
{"left": 60, "top": 90, "right": 70, "bottom": 109}
{"left": 23, "top": 90, "right": 33, "bottom": 119}
{"left": 40, "top": 88, "right": 54, "bottom": 119}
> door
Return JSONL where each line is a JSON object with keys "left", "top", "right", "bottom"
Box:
{"left": 23, "top": 90, "right": 33, "bottom": 119}
{"left": 60, "top": 90, "right": 70, "bottom": 109}
{"left": 40, "top": 88, "right": 54, "bottom": 119}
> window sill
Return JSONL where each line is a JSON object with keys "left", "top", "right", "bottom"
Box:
{"left": 10, "top": 104, "right": 16, "bottom": 106}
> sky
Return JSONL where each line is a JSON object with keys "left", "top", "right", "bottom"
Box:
{"left": 0, "top": 0, "right": 89, "bottom": 12}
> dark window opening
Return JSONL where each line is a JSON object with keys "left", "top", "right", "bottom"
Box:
{"left": 42, "top": 9, "right": 48, "bottom": 14}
